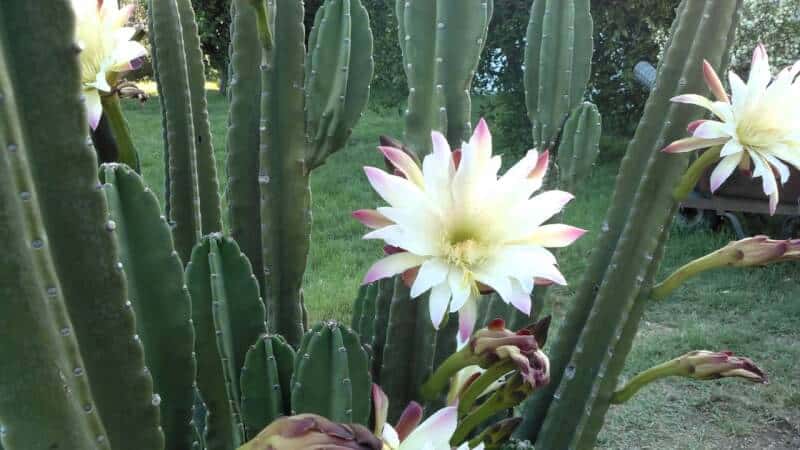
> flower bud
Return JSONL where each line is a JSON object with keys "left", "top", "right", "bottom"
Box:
{"left": 469, "top": 317, "right": 550, "bottom": 388}
{"left": 678, "top": 350, "right": 767, "bottom": 383}
{"left": 242, "top": 414, "right": 382, "bottom": 450}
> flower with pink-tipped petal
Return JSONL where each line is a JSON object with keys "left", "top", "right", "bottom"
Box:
{"left": 71, "top": 0, "right": 148, "bottom": 129}
{"left": 355, "top": 119, "right": 585, "bottom": 335}
{"left": 663, "top": 45, "right": 800, "bottom": 214}
{"left": 372, "top": 385, "right": 483, "bottom": 450}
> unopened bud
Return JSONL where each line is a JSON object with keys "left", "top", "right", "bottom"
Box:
{"left": 241, "top": 414, "right": 382, "bottom": 450}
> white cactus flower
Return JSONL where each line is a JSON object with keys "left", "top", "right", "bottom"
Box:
{"left": 355, "top": 119, "right": 584, "bottom": 338}
{"left": 71, "top": 0, "right": 148, "bottom": 129}
{"left": 664, "top": 44, "right": 800, "bottom": 214}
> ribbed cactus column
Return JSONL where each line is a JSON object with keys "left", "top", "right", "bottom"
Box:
{"left": 226, "top": 0, "right": 264, "bottom": 295}
{"left": 0, "top": 30, "right": 109, "bottom": 449}
{"left": 148, "top": 0, "right": 201, "bottom": 262}
{"left": 2, "top": 1, "right": 165, "bottom": 449}
{"left": 99, "top": 164, "right": 197, "bottom": 450}
{"left": 524, "top": 0, "right": 593, "bottom": 149}
{"left": 397, "top": 0, "right": 493, "bottom": 153}
{"left": 519, "top": 2, "right": 742, "bottom": 448}
{"left": 257, "top": 0, "right": 373, "bottom": 346}
{"left": 175, "top": 0, "right": 223, "bottom": 235}
{"left": 557, "top": 102, "right": 602, "bottom": 194}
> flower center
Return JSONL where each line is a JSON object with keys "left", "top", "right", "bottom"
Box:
{"left": 736, "top": 102, "right": 791, "bottom": 151}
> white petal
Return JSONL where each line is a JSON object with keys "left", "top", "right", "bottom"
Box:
{"left": 411, "top": 259, "right": 450, "bottom": 298}
{"left": 83, "top": 89, "right": 103, "bottom": 130}
{"left": 382, "top": 424, "right": 401, "bottom": 449}
{"left": 110, "top": 41, "right": 148, "bottom": 72}
{"left": 457, "top": 299, "right": 478, "bottom": 348}
{"left": 509, "top": 279, "right": 532, "bottom": 316}
{"left": 448, "top": 270, "right": 472, "bottom": 312}
{"left": 428, "top": 282, "right": 451, "bottom": 329}
{"left": 363, "top": 253, "right": 426, "bottom": 284}
{"left": 710, "top": 153, "right": 742, "bottom": 193}
{"left": 761, "top": 152, "right": 790, "bottom": 184}
{"left": 532, "top": 264, "right": 568, "bottom": 286}
{"left": 720, "top": 139, "right": 743, "bottom": 157}
{"left": 693, "top": 120, "right": 734, "bottom": 139}
{"left": 729, "top": 70, "right": 748, "bottom": 112}
{"left": 748, "top": 44, "right": 771, "bottom": 92}
{"left": 750, "top": 151, "right": 778, "bottom": 196}
{"left": 401, "top": 407, "right": 458, "bottom": 450}
{"left": 364, "top": 166, "right": 430, "bottom": 209}
{"left": 524, "top": 224, "right": 586, "bottom": 248}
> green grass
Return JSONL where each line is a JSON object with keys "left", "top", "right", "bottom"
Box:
{"left": 123, "top": 91, "right": 799, "bottom": 449}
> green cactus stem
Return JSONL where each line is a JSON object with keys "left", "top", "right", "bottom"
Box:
{"left": 257, "top": 0, "right": 373, "bottom": 346}
{"left": 148, "top": 0, "right": 201, "bottom": 262}
{"left": 186, "top": 235, "right": 268, "bottom": 450}
{"left": 2, "top": 1, "right": 165, "bottom": 448}
{"left": 99, "top": 163, "right": 197, "bottom": 450}
{"left": 291, "top": 321, "right": 372, "bottom": 425}
{"left": 524, "top": 0, "right": 593, "bottom": 149}
{"left": 226, "top": 0, "right": 265, "bottom": 297}
{"left": 240, "top": 334, "right": 296, "bottom": 439}
{"left": 519, "top": 2, "right": 742, "bottom": 448}
{"left": 175, "top": 0, "right": 223, "bottom": 235}
{"left": 396, "top": 0, "right": 493, "bottom": 153}
{"left": 557, "top": 102, "right": 602, "bottom": 193}
{"left": 0, "top": 24, "right": 110, "bottom": 448}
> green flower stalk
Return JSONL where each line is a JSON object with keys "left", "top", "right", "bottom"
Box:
{"left": 237, "top": 414, "right": 382, "bottom": 450}
{"left": 468, "top": 417, "right": 522, "bottom": 450}
{"left": 652, "top": 236, "right": 800, "bottom": 300}
{"left": 611, "top": 350, "right": 767, "bottom": 405}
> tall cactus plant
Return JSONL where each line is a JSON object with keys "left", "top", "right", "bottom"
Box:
{"left": 224, "top": 0, "right": 375, "bottom": 346}
{"left": 148, "top": 0, "right": 223, "bottom": 262}
{"left": 525, "top": 0, "right": 593, "bottom": 149}
{"left": 0, "top": 2, "right": 163, "bottom": 448}
{"left": 518, "top": 1, "right": 743, "bottom": 448}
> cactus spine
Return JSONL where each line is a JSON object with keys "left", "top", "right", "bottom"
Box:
{"left": 186, "top": 235, "right": 268, "bottom": 450}
{"left": 557, "top": 102, "right": 602, "bottom": 194}
{"left": 291, "top": 321, "right": 372, "bottom": 425}
{"left": 519, "top": 2, "right": 743, "bottom": 447}
{"left": 1, "top": 2, "right": 165, "bottom": 448}
{"left": 99, "top": 164, "right": 197, "bottom": 450}
{"left": 256, "top": 0, "right": 374, "bottom": 346}
{"left": 524, "top": 0, "right": 593, "bottom": 149}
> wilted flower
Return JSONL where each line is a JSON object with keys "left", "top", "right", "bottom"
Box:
{"left": 71, "top": 0, "right": 148, "bottom": 129}
{"left": 372, "top": 385, "right": 483, "bottom": 450}
{"left": 355, "top": 119, "right": 584, "bottom": 334}
{"left": 677, "top": 350, "right": 767, "bottom": 383}
{"left": 663, "top": 45, "right": 800, "bottom": 214}
{"left": 241, "top": 413, "right": 382, "bottom": 450}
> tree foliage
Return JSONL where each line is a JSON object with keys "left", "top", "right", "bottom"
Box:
{"left": 732, "top": 0, "right": 800, "bottom": 74}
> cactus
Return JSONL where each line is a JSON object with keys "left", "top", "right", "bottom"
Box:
{"left": 175, "top": 0, "right": 224, "bottom": 235}
{"left": 396, "top": 0, "right": 493, "bottom": 153}
{"left": 99, "top": 163, "right": 197, "bottom": 450}
{"left": 255, "top": 0, "right": 374, "bottom": 346}
{"left": 186, "top": 235, "right": 268, "bottom": 450}
{"left": 226, "top": 0, "right": 264, "bottom": 296}
{"left": 291, "top": 321, "right": 372, "bottom": 425}
{"left": 557, "top": 102, "right": 602, "bottom": 194}
{"left": 240, "top": 334, "right": 296, "bottom": 439}
{"left": 0, "top": 26, "right": 110, "bottom": 449}
{"left": 518, "top": 1, "right": 743, "bottom": 447}
{"left": 147, "top": 0, "right": 201, "bottom": 262}
{"left": 0, "top": 2, "right": 165, "bottom": 449}
{"left": 524, "top": 0, "right": 593, "bottom": 149}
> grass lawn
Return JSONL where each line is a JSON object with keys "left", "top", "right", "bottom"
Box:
{"left": 124, "top": 90, "right": 799, "bottom": 449}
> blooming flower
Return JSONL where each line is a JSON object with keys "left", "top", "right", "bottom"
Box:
{"left": 355, "top": 119, "right": 585, "bottom": 334}
{"left": 372, "top": 385, "right": 483, "bottom": 450}
{"left": 71, "top": 0, "right": 148, "bottom": 129}
{"left": 663, "top": 45, "right": 800, "bottom": 214}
